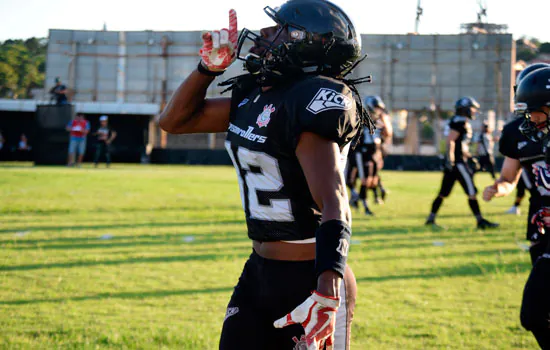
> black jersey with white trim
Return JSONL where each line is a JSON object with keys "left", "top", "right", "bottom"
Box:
{"left": 225, "top": 75, "right": 359, "bottom": 242}
{"left": 445, "top": 115, "right": 473, "bottom": 163}
{"left": 499, "top": 117, "right": 544, "bottom": 200}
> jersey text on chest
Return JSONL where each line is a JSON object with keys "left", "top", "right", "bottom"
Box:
{"left": 228, "top": 123, "right": 267, "bottom": 144}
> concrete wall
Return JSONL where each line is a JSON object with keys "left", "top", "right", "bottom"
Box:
{"left": 45, "top": 30, "right": 514, "bottom": 152}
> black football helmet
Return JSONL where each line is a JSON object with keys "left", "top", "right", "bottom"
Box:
{"left": 236, "top": 0, "right": 362, "bottom": 85}
{"left": 516, "top": 67, "right": 550, "bottom": 142}
{"left": 514, "top": 63, "right": 550, "bottom": 94}
{"left": 455, "top": 96, "right": 480, "bottom": 119}
{"left": 364, "top": 95, "right": 386, "bottom": 116}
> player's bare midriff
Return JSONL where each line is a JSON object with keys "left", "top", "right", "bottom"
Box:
{"left": 253, "top": 240, "right": 316, "bottom": 261}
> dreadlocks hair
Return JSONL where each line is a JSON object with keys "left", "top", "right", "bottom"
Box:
{"left": 218, "top": 54, "right": 376, "bottom": 146}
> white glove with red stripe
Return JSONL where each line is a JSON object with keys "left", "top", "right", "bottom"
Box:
{"left": 199, "top": 9, "right": 238, "bottom": 72}
{"left": 273, "top": 291, "right": 340, "bottom": 350}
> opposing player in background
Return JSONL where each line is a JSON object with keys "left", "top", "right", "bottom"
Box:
{"left": 159, "top": 2, "right": 374, "bottom": 348}
{"left": 425, "top": 97, "right": 498, "bottom": 229}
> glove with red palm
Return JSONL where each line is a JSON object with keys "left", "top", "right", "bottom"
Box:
{"left": 273, "top": 291, "right": 340, "bottom": 350}
{"left": 199, "top": 9, "right": 238, "bottom": 73}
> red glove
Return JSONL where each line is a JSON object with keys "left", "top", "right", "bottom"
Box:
{"left": 199, "top": 9, "right": 238, "bottom": 72}
{"left": 531, "top": 207, "right": 550, "bottom": 235}
{"left": 273, "top": 291, "right": 340, "bottom": 350}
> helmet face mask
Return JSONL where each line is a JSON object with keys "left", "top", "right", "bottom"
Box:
{"left": 236, "top": 0, "right": 362, "bottom": 85}
{"left": 515, "top": 67, "right": 550, "bottom": 142}
{"left": 516, "top": 104, "right": 550, "bottom": 142}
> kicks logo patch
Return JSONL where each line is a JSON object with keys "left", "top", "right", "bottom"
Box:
{"left": 306, "top": 88, "right": 353, "bottom": 114}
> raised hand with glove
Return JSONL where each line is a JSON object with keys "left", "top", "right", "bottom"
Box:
{"left": 198, "top": 9, "right": 238, "bottom": 75}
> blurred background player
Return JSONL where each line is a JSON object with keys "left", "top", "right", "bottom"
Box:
{"left": 475, "top": 122, "right": 496, "bottom": 179}
{"left": 354, "top": 97, "right": 384, "bottom": 216}
{"left": 426, "top": 96, "right": 498, "bottom": 229}
{"left": 369, "top": 96, "right": 392, "bottom": 204}
{"left": 66, "top": 113, "right": 90, "bottom": 167}
{"left": 93, "top": 115, "right": 116, "bottom": 168}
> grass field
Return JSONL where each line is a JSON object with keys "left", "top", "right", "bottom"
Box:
{"left": 0, "top": 163, "right": 539, "bottom": 349}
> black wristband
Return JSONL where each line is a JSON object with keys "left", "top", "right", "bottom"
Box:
{"left": 197, "top": 61, "right": 224, "bottom": 77}
{"left": 315, "top": 219, "right": 351, "bottom": 278}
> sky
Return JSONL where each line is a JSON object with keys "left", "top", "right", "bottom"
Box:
{"left": 1, "top": 0, "right": 550, "bottom": 42}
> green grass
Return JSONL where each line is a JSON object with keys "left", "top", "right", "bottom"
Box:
{"left": 0, "top": 163, "right": 538, "bottom": 349}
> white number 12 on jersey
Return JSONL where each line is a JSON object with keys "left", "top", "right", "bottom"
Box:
{"left": 225, "top": 141, "right": 294, "bottom": 222}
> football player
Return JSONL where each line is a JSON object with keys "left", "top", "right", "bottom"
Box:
{"left": 158, "top": 1, "right": 374, "bottom": 349}
{"left": 365, "top": 96, "right": 390, "bottom": 205}
{"left": 375, "top": 107, "right": 393, "bottom": 203}
{"left": 475, "top": 122, "right": 496, "bottom": 179}
{"left": 425, "top": 97, "right": 499, "bottom": 229}
{"left": 505, "top": 67, "right": 550, "bottom": 349}
{"left": 483, "top": 63, "right": 549, "bottom": 265}
{"left": 354, "top": 96, "right": 385, "bottom": 215}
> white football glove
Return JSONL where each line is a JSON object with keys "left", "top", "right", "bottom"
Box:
{"left": 273, "top": 291, "right": 340, "bottom": 350}
{"left": 199, "top": 9, "right": 238, "bottom": 72}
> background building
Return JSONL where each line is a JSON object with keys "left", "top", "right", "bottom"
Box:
{"left": 0, "top": 29, "right": 515, "bottom": 162}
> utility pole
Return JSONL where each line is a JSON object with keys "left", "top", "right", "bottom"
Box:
{"left": 415, "top": 0, "right": 423, "bottom": 33}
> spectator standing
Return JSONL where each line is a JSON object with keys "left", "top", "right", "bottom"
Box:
{"left": 50, "top": 77, "right": 68, "bottom": 106}
{"left": 18, "top": 134, "right": 31, "bottom": 151}
{"left": 0, "top": 130, "right": 4, "bottom": 151}
{"left": 66, "top": 114, "right": 90, "bottom": 167}
{"left": 94, "top": 115, "right": 116, "bottom": 168}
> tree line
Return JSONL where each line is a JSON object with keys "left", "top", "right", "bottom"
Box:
{"left": 0, "top": 38, "right": 47, "bottom": 99}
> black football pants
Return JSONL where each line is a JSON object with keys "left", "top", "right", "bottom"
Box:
{"left": 219, "top": 250, "right": 356, "bottom": 350}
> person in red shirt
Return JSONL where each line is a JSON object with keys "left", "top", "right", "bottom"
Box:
{"left": 66, "top": 114, "right": 90, "bottom": 167}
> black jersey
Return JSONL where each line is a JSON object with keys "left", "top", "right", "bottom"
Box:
{"left": 445, "top": 115, "right": 473, "bottom": 163}
{"left": 499, "top": 117, "right": 545, "bottom": 200}
{"left": 225, "top": 75, "right": 359, "bottom": 242}
{"left": 356, "top": 126, "right": 380, "bottom": 158}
